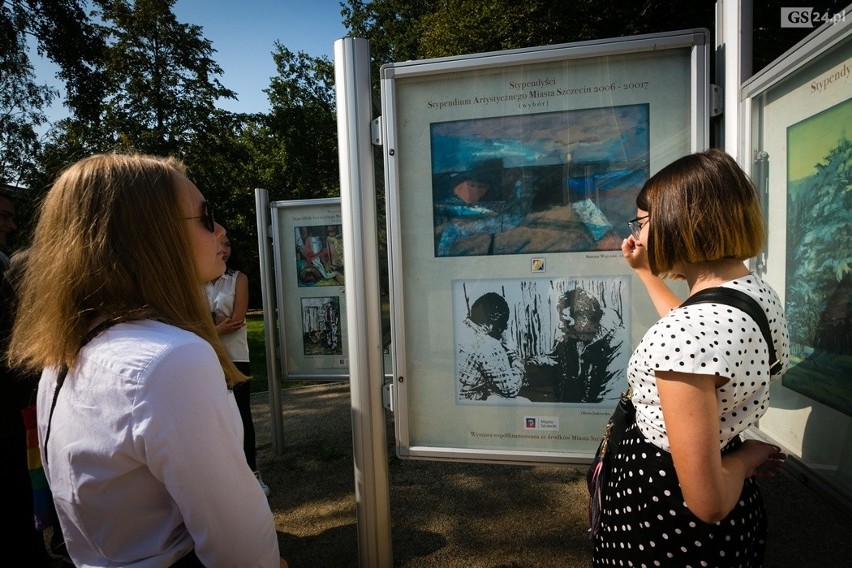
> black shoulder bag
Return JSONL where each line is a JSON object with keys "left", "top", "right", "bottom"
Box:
{"left": 586, "top": 286, "right": 780, "bottom": 539}
{"left": 586, "top": 387, "right": 634, "bottom": 539}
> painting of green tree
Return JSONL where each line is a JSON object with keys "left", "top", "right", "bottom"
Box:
{"left": 784, "top": 96, "right": 852, "bottom": 416}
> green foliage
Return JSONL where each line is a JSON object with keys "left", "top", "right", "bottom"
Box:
{"left": 247, "top": 314, "right": 269, "bottom": 392}
{"left": 416, "top": 0, "right": 721, "bottom": 58}
{"left": 342, "top": 0, "right": 441, "bottom": 65}
{"left": 0, "top": 35, "right": 54, "bottom": 185}
{"left": 264, "top": 44, "right": 339, "bottom": 202}
{"left": 341, "top": 0, "right": 845, "bottom": 88}
{"left": 342, "top": 0, "right": 718, "bottom": 88}
{"left": 95, "top": 0, "right": 236, "bottom": 156}
{"left": 0, "top": 0, "right": 103, "bottom": 185}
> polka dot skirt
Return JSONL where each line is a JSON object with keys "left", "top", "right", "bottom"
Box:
{"left": 592, "top": 423, "right": 767, "bottom": 567}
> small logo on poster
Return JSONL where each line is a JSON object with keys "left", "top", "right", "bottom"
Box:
{"left": 524, "top": 416, "right": 559, "bottom": 430}
{"left": 531, "top": 258, "right": 546, "bottom": 272}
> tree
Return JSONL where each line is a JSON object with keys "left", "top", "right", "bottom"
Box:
{"left": 0, "top": 0, "right": 104, "bottom": 186}
{"left": 264, "top": 44, "right": 338, "bottom": 201}
{"left": 415, "top": 1, "right": 718, "bottom": 58}
{"left": 342, "top": 0, "right": 846, "bottom": 82}
{"left": 30, "top": 0, "right": 237, "bottom": 217}
{"left": 0, "top": 20, "right": 54, "bottom": 185}
{"left": 93, "top": 0, "right": 236, "bottom": 156}
{"left": 342, "top": 0, "right": 440, "bottom": 66}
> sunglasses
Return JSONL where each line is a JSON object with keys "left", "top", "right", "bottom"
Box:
{"left": 185, "top": 200, "right": 216, "bottom": 233}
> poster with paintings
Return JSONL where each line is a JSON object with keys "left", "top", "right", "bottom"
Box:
{"left": 742, "top": 18, "right": 851, "bottom": 512}
{"left": 381, "top": 30, "right": 708, "bottom": 459}
{"left": 272, "top": 198, "right": 348, "bottom": 378}
{"left": 783, "top": 97, "right": 852, "bottom": 417}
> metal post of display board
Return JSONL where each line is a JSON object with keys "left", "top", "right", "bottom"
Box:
{"left": 334, "top": 36, "right": 393, "bottom": 566}
{"left": 716, "top": 0, "right": 753, "bottom": 159}
{"left": 255, "top": 187, "right": 285, "bottom": 455}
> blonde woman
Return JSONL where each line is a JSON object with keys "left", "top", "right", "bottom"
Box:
{"left": 9, "top": 154, "right": 286, "bottom": 568}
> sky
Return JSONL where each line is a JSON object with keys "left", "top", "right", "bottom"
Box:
{"left": 33, "top": 0, "right": 350, "bottom": 121}
{"left": 171, "top": 0, "right": 349, "bottom": 114}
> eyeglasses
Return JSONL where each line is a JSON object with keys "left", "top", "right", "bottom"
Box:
{"left": 185, "top": 200, "right": 215, "bottom": 233}
{"left": 627, "top": 215, "right": 648, "bottom": 239}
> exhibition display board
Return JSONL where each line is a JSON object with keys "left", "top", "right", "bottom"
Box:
{"left": 741, "top": 16, "right": 851, "bottom": 511}
{"left": 380, "top": 30, "right": 709, "bottom": 463}
{"left": 270, "top": 197, "right": 348, "bottom": 379}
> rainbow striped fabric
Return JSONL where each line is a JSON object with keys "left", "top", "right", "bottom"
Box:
{"left": 21, "top": 405, "right": 53, "bottom": 531}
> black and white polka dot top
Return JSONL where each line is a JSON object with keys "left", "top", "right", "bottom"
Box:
{"left": 627, "top": 273, "right": 790, "bottom": 452}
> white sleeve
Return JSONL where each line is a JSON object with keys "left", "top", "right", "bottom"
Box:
{"left": 132, "top": 340, "right": 280, "bottom": 567}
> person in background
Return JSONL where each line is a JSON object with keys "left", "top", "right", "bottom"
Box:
{"left": 0, "top": 190, "right": 17, "bottom": 271}
{"left": 0, "top": 259, "right": 59, "bottom": 565}
{"left": 593, "top": 149, "right": 789, "bottom": 567}
{"left": 8, "top": 153, "right": 286, "bottom": 567}
{"left": 205, "top": 229, "right": 269, "bottom": 497}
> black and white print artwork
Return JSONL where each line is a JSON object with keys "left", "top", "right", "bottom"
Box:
{"left": 453, "top": 276, "right": 630, "bottom": 405}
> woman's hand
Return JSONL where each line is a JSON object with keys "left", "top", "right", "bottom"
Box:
{"left": 214, "top": 316, "right": 245, "bottom": 335}
{"left": 621, "top": 235, "right": 650, "bottom": 272}
{"left": 622, "top": 235, "right": 681, "bottom": 316}
{"left": 736, "top": 439, "right": 786, "bottom": 479}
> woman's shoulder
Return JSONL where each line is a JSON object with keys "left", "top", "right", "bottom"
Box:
{"left": 210, "top": 270, "right": 239, "bottom": 285}
{"left": 722, "top": 273, "right": 780, "bottom": 299}
{"left": 84, "top": 320, "right": 215, "bottom": 377}
{"left": 648, "top": 306, "right": 708, "bottom": 339}
{"left": 103, "top": 319, "right": 205, "bottom": 343}
{"left": 720, "top": 273, "right": 786, "bottom": 319}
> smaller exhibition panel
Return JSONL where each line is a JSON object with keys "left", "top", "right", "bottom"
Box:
{"left": 381, "top": 30, "right": 708, "bottom": 463}
{"left": 270, "top": 198, "right": 348, "bottom": 379}
{"left": 742, "top": 15, "right": 851, "bottom": 511}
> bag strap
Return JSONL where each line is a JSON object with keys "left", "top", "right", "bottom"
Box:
{"left": 679, "top": 287, "right": 782, "bottom": 375}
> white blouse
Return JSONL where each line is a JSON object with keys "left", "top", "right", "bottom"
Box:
{"left": 205, "top": 270, "right": 250, "bottom": 362}
{"left": 628, "top": 274, "right": 790, "bottom": 452}
{"left": 37, "top": 320, "right": 279, "bottom": 567}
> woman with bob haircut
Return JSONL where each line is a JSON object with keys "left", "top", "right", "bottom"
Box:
{"left": 8, "top": 153, "right": 286, "bottom": 567}
{"left": 593, "top": 149, "right": 790, "bottom": 567}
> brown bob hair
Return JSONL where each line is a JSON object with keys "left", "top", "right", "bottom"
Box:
{"left": 637, "top": 148, "right": 765, "bottom": 278}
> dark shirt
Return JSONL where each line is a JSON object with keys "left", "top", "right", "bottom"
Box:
{"left": 521, "top": 329, "right": 622, "bottom": 403}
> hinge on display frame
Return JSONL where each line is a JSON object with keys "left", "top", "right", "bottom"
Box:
{"left": 371, "top": 117, "right": 382, "bottom": 146}
{"left": 382, "top": 379, "right": 394, "bottom": 412}
{"left": 710, "top": 84, "right": 723, "bottom": 117}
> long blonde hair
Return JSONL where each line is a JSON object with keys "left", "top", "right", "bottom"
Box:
{"left": 8, "top": 153, "right": 246, "bottom": 386}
